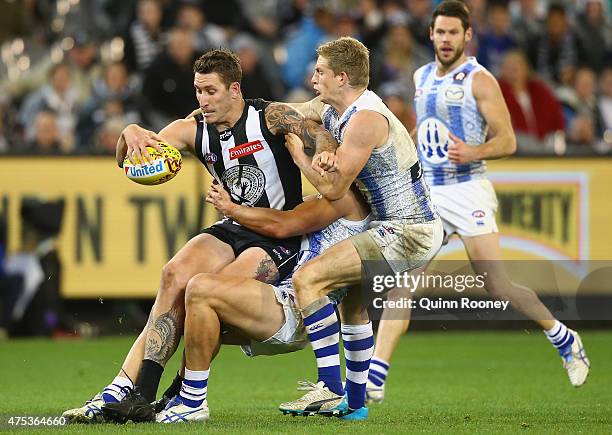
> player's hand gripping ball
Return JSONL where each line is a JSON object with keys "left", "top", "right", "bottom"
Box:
{"left": 123, "top": 142, "right": 182, "bottom": 185}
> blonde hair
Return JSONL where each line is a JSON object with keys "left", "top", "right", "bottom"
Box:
{"left": 316, "top": 37, "right": 370, "bottom": 89}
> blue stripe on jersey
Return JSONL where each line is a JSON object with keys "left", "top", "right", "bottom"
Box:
{"left": 448, "top": 105, "right": 472, "bottom": 183}
{"left": 419, "top": 63, "right": 435, "bottom": 87}
{"left": 412, "top": 178, "right": 435, "bottom": 220}
{"left": 426, "top": 90, "right": 437, "bottom": 118}
{"left": 358, "top": 164, "right": 386, "bottom": 218}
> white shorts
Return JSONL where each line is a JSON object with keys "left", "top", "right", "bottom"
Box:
{"left": 351, "top": 218, "right": 444, "bottom": 274}
{"left": 430, "top": 179, "right": 499, "bottom": 238}
{"left": 240, "top": 284, "right": 308, "bottom": 357}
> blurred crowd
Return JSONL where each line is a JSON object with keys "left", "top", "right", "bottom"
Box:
{"left": 0, "top": 0, "right": 610, "bottom": 156}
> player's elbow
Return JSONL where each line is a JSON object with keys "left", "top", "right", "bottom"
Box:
{"left": 318, "top": 184, "right": 347, "bottom": 201}
{"left": 262, "top": 222, "right": 295, "bottom": 239}
{"left": 507, "top": 135, "right": 517, "bottom": 156}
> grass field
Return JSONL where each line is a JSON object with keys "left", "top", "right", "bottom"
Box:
{"left": 1, "top": 330, "right": 611, "bottom": 433}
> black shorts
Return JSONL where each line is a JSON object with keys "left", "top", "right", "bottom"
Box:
{"left": 201, "top": 220, "right": 301, "bottom": 280}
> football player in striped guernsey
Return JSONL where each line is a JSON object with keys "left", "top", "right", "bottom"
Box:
{"left": 366, "top": 1, "right": 589, "bottom": 405}
{"left": 63, "top": 48, "right": 342, "bottom": 424}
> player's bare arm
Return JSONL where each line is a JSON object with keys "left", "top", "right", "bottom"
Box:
{"left": 206, "top": 181, "right": 361, "bottom": 239}
{"left": 287, "top": 96, "right": 325, "bottom": 123}
{"left": 309, "top": 110, "right": 389, "bottom": 201}
{"left": 448, "top": 71, "right": 516, "bottom": 164}
{"left": 265, "top": 102, "right": 338, "bottom": 154}
{"left": 116, "top": 119, "right": 197, "bottom": 167}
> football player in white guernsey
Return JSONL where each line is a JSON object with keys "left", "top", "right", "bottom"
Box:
{"left": 365, "top": 0, "right": 589, "bottom": 405}
{"left": 154, "top": 182, "right": 371, "bottom": 423}
{"left": 278, "top": 36, "right": 444, "bottom": 420}
{"left": 62, "top": 49, "right": 343, "bottom": 424}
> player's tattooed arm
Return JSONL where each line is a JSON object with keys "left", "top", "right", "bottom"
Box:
{"left": 254, "top": 255, "right": 280, "bottom": 284}
{"left": 265, "top": 102, "right": 338, "bottom": 155}
{"left": 144, "top": 302, "right": 183, "bottom": 365}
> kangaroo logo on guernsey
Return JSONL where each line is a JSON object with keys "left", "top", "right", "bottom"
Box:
{"left": 229, "top": 140, "right": 264, "bottom": 160}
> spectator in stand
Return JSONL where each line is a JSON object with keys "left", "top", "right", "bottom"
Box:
{"left": 355, "top": 0, "right": 386, "bottom": 49}
{"left": 92, "top": 117, "right": 128, "bottom": 155}
{"left": 511, "top": 0, "right": 544, "bottom": 64}
{"left": 535, "top": 3, "right": 577, "bottom": 86}
{"left": 280, "top": 5, "right": 333, "bottom": 92}
{"left": 123, "top": 0, "right": 166, "bottom": 73}
{"left": 574, "top": 0, "right": 612, "bottom": 74}
{"left": 370, "top": 17, "right": 432, "bottom": 100}
{"left": 18, "top": 62, "right": 79, "bottom": 151}
{"left": 77, "top": 61, "right": 145, "bottom": 148}
{"left": 23, "top": 111, "right": 63, "bottom": 154}
{"left": 1, "top": 30, "right": 101, "bottom": 106}
{"left": 558, "top": 66, "right": 605, "bottom": 146}
{"left": 599, "top": 67, "right": 612, "bottom": 133}
{"left": 175, "top": 0, "right": 227, "bottom": 53}
{"left": 231, "top": 34, "right": 277, "bottom": 101}
{"left": 379, "top": 81, "right": 415, "bottom": 131}
{"left": 142, "top": 27, "right": 197, "bottom": 130}
{"left": 477, "top": 1, "right": 517, "bottom": 75}
{"left": 498, "top": 50, "right": 565, "bottom": 152}
{"left": 405, "top": 0, "right": 433, "bottom": 51}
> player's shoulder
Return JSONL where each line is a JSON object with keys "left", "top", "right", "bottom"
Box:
{"left": 414, "top": 62, "right": 436, "bottom": 81}
{"left": 471, "top": 67, "right": 502, "bottom": 97}
{"left": 245, "top": 98, "right": 271, "bottom": 111}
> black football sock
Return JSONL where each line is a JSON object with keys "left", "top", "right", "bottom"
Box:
{"left": 136, "top": 359, "right": 164, "bottom": 402}
{"left": 161, "top": 372, "right": 184, "bottom": 399}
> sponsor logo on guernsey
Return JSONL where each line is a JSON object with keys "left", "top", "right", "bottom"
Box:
{"left": 444, "top": 85, "right": 465, "bottom": 104}
{"left": 126, "top": 159, "right": 166, "bottom": 178}
{"left": 229, "top": 140, "right": 264, "bottom": 160}
{"left": 219, "top": 129, "right": 233, "bottom": 141}
{"left": 453, "top": 71, "right": 467, "bottom": 82}
{"left": 414, "top": 88, "right": 423, "bottom": 99}
{"left": 472, "top": 210, "right": 485, "bottom": 219}
{"left": 204, "top": 153, "right": 217, "bottom": 164}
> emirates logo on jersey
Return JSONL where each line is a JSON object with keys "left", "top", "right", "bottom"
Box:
{"left": 229, "top": 140, "right": 264, "bottom": 160}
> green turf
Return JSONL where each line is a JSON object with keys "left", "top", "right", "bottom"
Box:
{"left": 1, "top": 331, "right": 611, "bottom": 433}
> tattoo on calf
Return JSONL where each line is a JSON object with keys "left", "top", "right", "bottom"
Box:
{"left": 255, "top": 254, "right": 280, "bottom": 284}
{"left": 144, "top": 304, "right": 182, "bottom": 364}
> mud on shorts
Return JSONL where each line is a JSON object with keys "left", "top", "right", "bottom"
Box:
{"left": 350, "top": 217, "right": 444, "bottom": 275}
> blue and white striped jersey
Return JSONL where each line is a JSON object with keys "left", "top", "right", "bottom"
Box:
{"left": 414, "top": 57, "right": 488, "bottom": 186}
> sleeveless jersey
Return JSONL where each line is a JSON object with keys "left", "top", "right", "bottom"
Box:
{"left": 321, "top": 90, "right": 435, "bottom": 223}
{"left": 194, "top": 99, "right": 302, "bottom": 211}
{"left": 414, "top": 57, "right": 488, "bottom": 186}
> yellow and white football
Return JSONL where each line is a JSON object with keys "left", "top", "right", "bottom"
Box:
{"left": 123, "top": 142, "right": 182, "bottom": 185}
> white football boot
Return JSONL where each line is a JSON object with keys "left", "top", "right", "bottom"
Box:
{"left": 365, "top": 379, "right": 385, "bottom": 404}
{"left": 62, "top": 393, "right": 106, "bottom": 424}
{"left": 279, "top": 381, "right": 345, "bottom": 416}
{"left": 562, "top": 330, "right": 590, "bottom": 387}
{"left": 156, "top": 396, "right": 209, "bottom": 423}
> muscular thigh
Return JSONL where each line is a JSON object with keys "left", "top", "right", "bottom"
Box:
{"left": 219, "top": 247, "right": 279, "bottom": 284}
{"left": 168, "top": 233, "right": 236, "bottom": 279}
{"left": 301, "top": 239, "right": 363, "bottom": 290}
{"left": 196, "top": 275, "right": 285, "bottom": 341}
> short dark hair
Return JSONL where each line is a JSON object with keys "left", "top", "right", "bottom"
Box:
{"left": 193, "top": 49, "right": 242, "bottom": 88}
{"left": 431, "top": 0, "right": 471, "bottom": 32}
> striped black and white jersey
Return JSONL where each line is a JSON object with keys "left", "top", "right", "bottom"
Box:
{"left": 194, "top": 99, "right": 302, "bottom": 212}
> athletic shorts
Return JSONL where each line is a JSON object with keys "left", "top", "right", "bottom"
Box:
{"left": 431, "top": 179, "right": 499, "bottom": 237}
{"left": 201, "top": 219, "right": 300, "bottom": 280}
{"left": 240, "top": 283, "right": 308, "bottom": 357}
{"left": 351, "top": 217, "right": 444, "bottom": 274}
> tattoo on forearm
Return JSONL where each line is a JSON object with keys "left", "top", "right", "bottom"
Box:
{"left": 145, "top": 303, "right": 183, "bottom": 365}
{"left": 254, "top": 254, "right": 280, "bottom": 284}
{"left": 265, "top": 103, "right": 338, "bottom": 153}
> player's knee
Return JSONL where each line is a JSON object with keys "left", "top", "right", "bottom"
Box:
{"left": 160, "top": 260, "right": 190, "bottom": 295}
{"left": 185, "top": 273, "right": 222, "bottom": 307}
